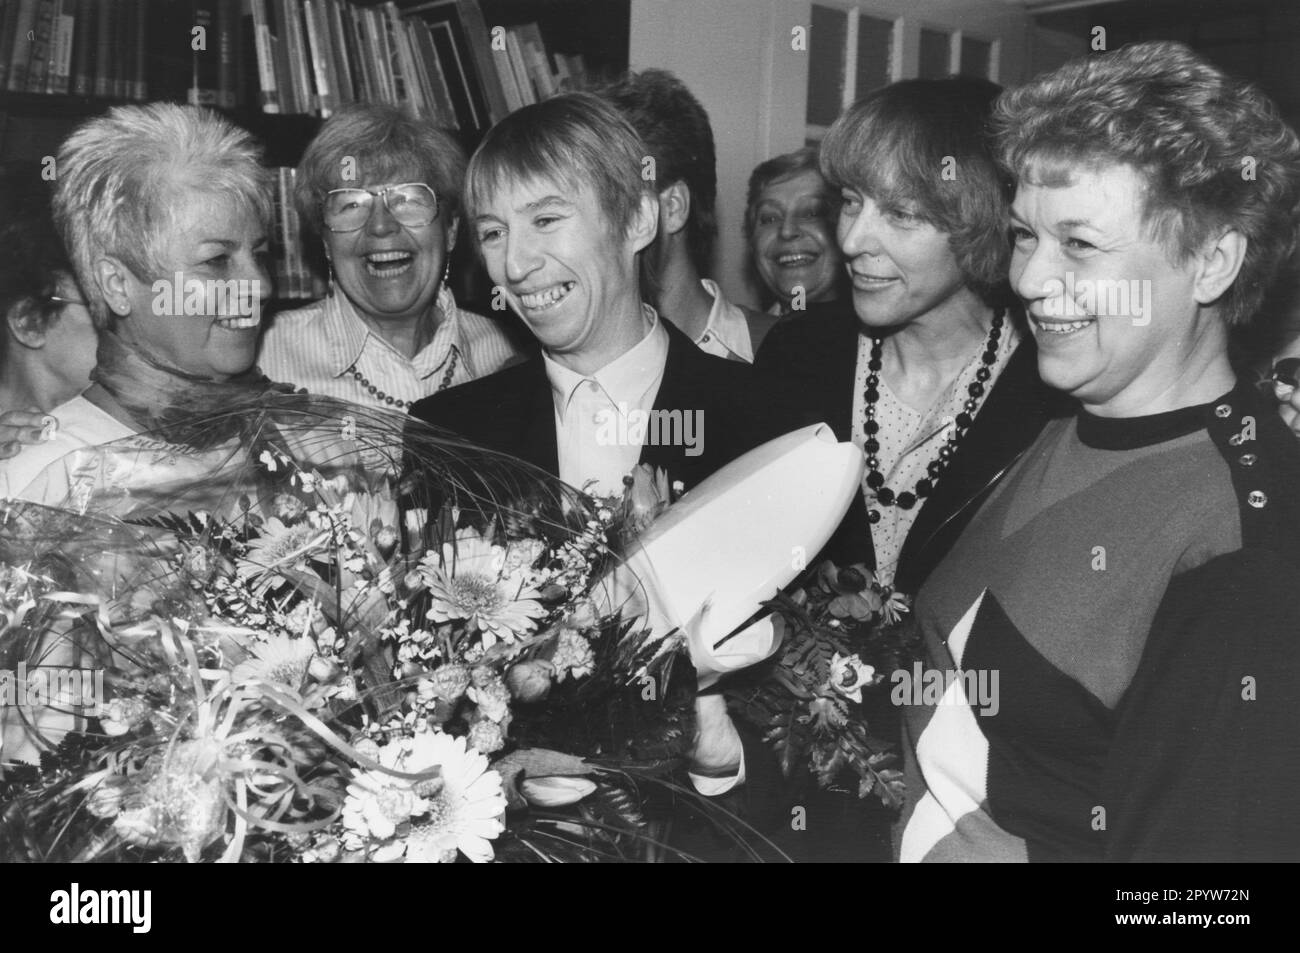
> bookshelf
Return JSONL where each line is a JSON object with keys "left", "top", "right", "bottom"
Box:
{"left": 0, "top": 0, "right": 631, "bottom": 306}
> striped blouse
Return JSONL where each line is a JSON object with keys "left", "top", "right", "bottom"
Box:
{"left": 257, "top": 285, "right": 525, "bottom": 408}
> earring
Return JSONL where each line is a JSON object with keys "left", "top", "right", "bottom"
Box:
{"left": 441, "top": 258, "right": 451, "bottom": 292}
{"left": 325, "top": 254, "right": 335, "bottom": 296}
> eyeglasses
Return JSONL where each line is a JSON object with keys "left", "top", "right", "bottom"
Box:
{"left": 322, "top": 183, "right": 440, "bottom": 233}
{"left": 48, "top": 294, "right": 88, "bottom": 307}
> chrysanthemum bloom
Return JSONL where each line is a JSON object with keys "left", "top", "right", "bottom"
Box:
{"left": 467, "top": 718, "right": 506, "bottom": 755}
{"left": 236, "top": 517, "right": 328, "bottom": 585}
{"left": 419, "top": 533, "right": 545, "bottom": 647}
{"left": 343, "top": 732, "right": 506, "bottom": 863}
{"left": 230, "top": 634, "right": 318, "bottom": 689}
{"left": 467, "top": 677, "right": 511, "bottom": 723}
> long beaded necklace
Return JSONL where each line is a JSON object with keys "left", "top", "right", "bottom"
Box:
{"left": 345, "top": 348, "right": 459, "bottom": 411}
{"left": 863, "top": 307, "right": 1004, "bottom": 525}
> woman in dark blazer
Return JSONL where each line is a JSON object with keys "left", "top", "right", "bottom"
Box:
{"left": 749, "top": 77, "right": 1071, "bottom": 863}
{"left": 756, "top": 77, "right": 1072, "bottom": 599}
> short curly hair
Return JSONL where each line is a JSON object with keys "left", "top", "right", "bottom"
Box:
{"left": 820, "top": 77, "right": 1011, "bottom": 300}
{"left": 295, "top": 102, "right": 467, "bottom": 241}
{"left": 993, "top": 40, "right": 1300, "bottom": 328}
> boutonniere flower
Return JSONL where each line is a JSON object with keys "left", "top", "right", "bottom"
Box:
{"left": 828, "top": 652, "right": 876, "bottom": 704}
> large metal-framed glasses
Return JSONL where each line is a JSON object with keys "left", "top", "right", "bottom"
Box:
{"left": 322, "top": 183, "right": 439, "bottom": 233}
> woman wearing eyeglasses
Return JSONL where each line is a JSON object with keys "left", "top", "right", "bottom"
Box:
{"left": 0, "top": 169, "right": 98, "bottom": 455}
{"left": 258, "top": 104, "right": 525, "bottom": 412}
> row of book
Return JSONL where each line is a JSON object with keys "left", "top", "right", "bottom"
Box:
{"left": 491, "top": 21, "right": 590, "bottom": 113}
{"left": 2, "top": 0, "right": 144, "bottom": 97}
{"left": 251, "top": 0, "right": 465, "bottom": 125}
{"left": 0, "top": 0, "right": 243, "bottom": 104}
{"left": 0, "top": 0, "right": 512, "bottom": 131}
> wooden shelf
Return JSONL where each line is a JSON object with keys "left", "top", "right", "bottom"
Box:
{"left": 0, "top": 91, "right": 323, "bottom": 167}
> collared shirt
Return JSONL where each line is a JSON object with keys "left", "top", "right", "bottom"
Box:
{"left": 543, "top": 306, "right": 669, "bottom": 498}
{"left": 851, "top": 321, "right": 1021, "bottom": 589}
{"left": 543, "top": 305, "right": 746, "bottom": 795}
{"left": 258, "top": 285, "right": 522, "bottom": 407}
{"left": 695, "top": 279, "right": 754, "bottom": 363}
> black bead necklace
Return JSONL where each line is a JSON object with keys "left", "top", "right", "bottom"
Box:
{"left": 346, "top": 348, "right": 459, "bottom": 411}
{"left": 863, "top": 308, "right": 1004, "bottom": 524}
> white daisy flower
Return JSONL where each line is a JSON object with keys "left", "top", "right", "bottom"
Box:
{"left": 342, "top": 732, "right": 506, "bottom": 863}
{"left": 419, "top": 532, "right": 545, "bottom": 647}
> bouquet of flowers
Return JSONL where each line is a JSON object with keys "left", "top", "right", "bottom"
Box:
{"left": 727, "top": 561, "right": 916, "bottom": 809}
{"left": 0, "top": 398, "right": 711, "bottom": 863}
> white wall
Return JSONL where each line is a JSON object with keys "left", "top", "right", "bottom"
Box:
{"left": 630, "top": 0, "right": 1033, "bottom": 307}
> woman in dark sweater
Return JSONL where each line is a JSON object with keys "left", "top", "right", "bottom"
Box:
{"left": 901, "top": 40, "right": 1300, "bottom": 862}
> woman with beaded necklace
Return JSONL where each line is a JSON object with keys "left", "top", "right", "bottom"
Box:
{"left": 258, "top": 103, "right": 526, "bottom": 413}
{"left": 757, "top": 77, "right": 1071, "bottom": 600}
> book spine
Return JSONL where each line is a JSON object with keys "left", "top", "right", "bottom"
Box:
{"left": 23, "top": 0, "right": 53, "bottom": 93}
{"left": 269, "top": 0, "right": 297, "bottom": 113}
{"left": 504, "top": 29, "right": 533, "bottom": 105}
{"left": 301, "top": 0, "right": 333, "bottom": 118}
{"left": 44, "top": 0, "right": 74, "bottom": 94}
{"left": 402, "top": 18, "right": 434, "bottom": 117}
{"left": 324, "top": 0, "right": 353, "bottom": 104}
{"left": 409, "top": 20, "right": 450, "bottom": 127}
{"left": 344, "top": 3, "right": 371, "bottom": 102}
{"left": 427, "top": 20, "right": 475, "bottom": 130}
{"left": 91, "top": 0, "right": 110, "bottom": 96}
{"left": 130, "top": 0, "right": 145, "bottom": 99}
{"left": 248, "top": 0, "right": 279, "bottom": 113}
{"left": 367, "top": 7, "right": 394, "bottom": 105}
{"left": 69, "top": 0, "right": 93, "bottom": 95}
{"left": 189, "top": 1, "right": 218, "bottom": 105}
{"left": 381, "top": 2, "right": 410, "bottom": 109}
{"left": 454, "top": 0, "right": 508, "bottom": 125}
{"left": 0, "top": 2, "right": 19, "bottom": 91}
{"left": 282, "top": 0, "right": 314, "bottom": 115}
{"left": 6, "top": 0, "right": 38, "bottom": 93}
{"left": 112, "top": 0, "right": 130, "bottom": 99}
{"left": 490, "top": 27, "right": 522, "bottom": 112}
{"left": 215, "top": 0, "right": 238, "bottom": 108}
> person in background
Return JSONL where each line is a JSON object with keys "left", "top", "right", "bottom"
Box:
{"left": 600, "top": 69, "right": 779, "bottom": 361}
{"left": 744, "top": 147, "right": 845, "bottom": 315}
{"left": 899, "top": 40, "right": 1300, "bottom": 862}
{"left": 258, "top": 103, "right": 526, "bottom": 411}
{"left": 0, "top": 168, "right": 98, "bottom": 459}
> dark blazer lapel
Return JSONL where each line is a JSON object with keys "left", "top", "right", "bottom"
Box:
{"left": 516, "top": 358, "right": 560, "bottom": 476}
{"left": 640, "top": 320, "right": 717, "bottom": 484}
{"left": 796, "top": 305, "right": 859, "bottom": 442}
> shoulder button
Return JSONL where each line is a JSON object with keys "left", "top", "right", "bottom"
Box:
{"left": 1248, "top": 490, "right": 1268, "bottom": 508}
